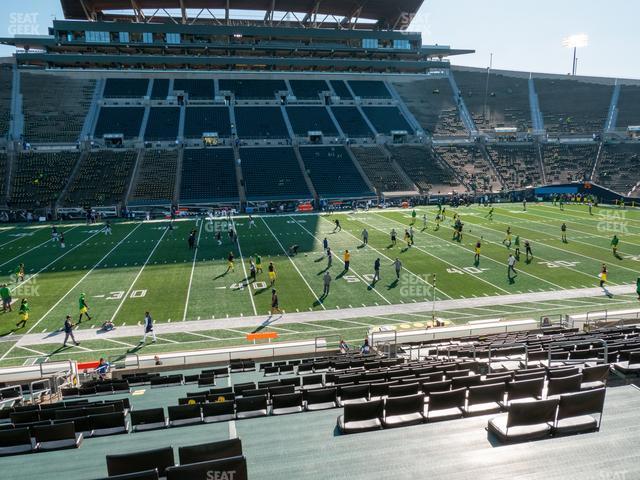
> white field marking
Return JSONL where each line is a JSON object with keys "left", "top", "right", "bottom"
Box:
{"left": 0, "top": 225, "right": 80, "bottom": 269}
{"left": 231, "top": 216, "right": 257, "bottom": 316}
{"left": 0, "top": 227, "right": 44, "bottom": 248}
{"left": 185, "top": 331, "right": 220, "bottom": 340}
{"left": 260, "top": 216, "right": 326, "bottom": 310}
{"left": 458, "top": 217, "right": 600, "bottom": 284}
{"left": 299, "top": 321, "right": 338, "bottom": 330}
{"left": 0, "top": 223, "right": 145, "bottom": 362}
{"left": 183, "top": 219, "right": 204, "bottom": 321}
{"left": 359, "top": 213, "right": 514, "bottom": 294}
{"left": 8, "top": 226, "right": 101, "bottom": 295}
{"left": 224, "top": 328, "right": 251, "bottom": 336}
{"left": 101, "top": 338, "right": 135, "bottom": 348}
{"left": 108, "top": 226, "right": 170, "bottom": 324}
{"left": 154, "top": 335, "right": 179, "bottom": 344}
{"left": 317, "top": 215, "right": 451, "bottom": 300}
{"left": 336, "top": 318, "right": 386, "bottom": 328}
{"left": 289, "top": 216, "right": 392, "bottom": 305}
{"left": 16, "top": 345, "right": 46, "bottom": 356}
{"left": 488, "top": 209, "right": 640, "bottom": 275}
{"left": 377, "top": 211, "right": 569, "bottom": 291}
{"left": 534, "top": 204, "right": 640, "bottom": 233}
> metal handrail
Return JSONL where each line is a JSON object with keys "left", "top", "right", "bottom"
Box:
{"left": 371, "top": 330, "right": 396, "bottom": 350}
{"left": 547, "top": 338, "right": 608, "bottom": 367}
{"left": 487, "top": 342, "right": 528, "bottom": 373}
{"left": 29, "top": 379, "right": 51, "bottom": 403}
{"left": 316, "top": 334, "right": 342, "bottom": 354}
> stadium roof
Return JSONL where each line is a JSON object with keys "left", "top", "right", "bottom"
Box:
{"left": 60, "top": 0, "right": 424, "bottom": 29}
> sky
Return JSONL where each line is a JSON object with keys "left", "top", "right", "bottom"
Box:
{"left": 0, "top": 0, "right": 638, "bottom": 80}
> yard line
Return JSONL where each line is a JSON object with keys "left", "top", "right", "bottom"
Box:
{"left": 101, "top": 338, "right": 135, "bottom": 348}
{"left": 8, "top": 225, "right": 98, "bottom": 295}
{"left": 490, "top": 209, "right": 640, "bottom": 275}
{"left": 0, "top": 225, "right": 80, "bottom": 269}
{"left": 356, "top": 213, "right": 514, "bottom": 294}
{"left": 109, "top": 226, "right": 170, "bottom": 324}
{"left": 232, "top": 216, "right": 258, "bottom": 316}
{"left": 182, "top": 219, "right": 205, "bottom": 321}
{"left": 260, "top": 216, "right": 326, "bottom": 310}
{"left": 378, "top": 211, "right": 568, "bottom": 291}
{"left": 458, "top": 217, "right": 600, "bottom": 284}
{"left": 0, "top": 223, "right": 145, "bottom": 362}
{"left": 317, "top": 215, "right": 452, "bottom": 300}
{"left": 0, "top": 227, "right": 44, "bottom": 249}
{"left": 289, "top": 216, "right": 392, "bottom": 305}
{"left": 535, "top": 204, "right": 640, "bottom": 233}
{"left": 154, "top": 335, "right": 179, "bottom": 344}
{"left": 186, "top": 331, "right": 220, "bottom": 340}
{"left": 16, "top": 346, "right": 46, "bottom": 356}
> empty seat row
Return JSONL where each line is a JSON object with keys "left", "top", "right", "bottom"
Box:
{"left": 0, "top": 422, "right": 82, "bottom": 455}
{"left": 102, "top": 438, "right": 246, "bottom": 480}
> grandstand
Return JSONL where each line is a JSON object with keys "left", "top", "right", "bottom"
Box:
{"left": 393, "top": 78, "right": 467, "bottom": 136}
{"left": 541, "top": 144, "right": 598, "bottom": 184}
{"left": 361, "top": 107, "right": 414, "bottom": 136}
{"left": 21, "top": 72, "right": 95, "bottom": 144}
{"left": 595, "top": 143, "right": 640, "bottom": 196}
{"left": 180, "top": 148, "right": 239, "bottom": 204}
{"left": 9, "top": 152, "right": 80, "bottom": 208}
{"left": 184, "top": 107, "right": 232, "bottom": 139}
{"left": 173, "top": 79, "right": 214, "bottom": 101}
{"left": 434, "top": 145, "right": 501, "bottom": 193}
{"left": 331, "top": 107, "right": 373, "bottom": 138}
{"left": 286, "top": 106, "right": 339, "bottom": 138}
{"left": 103, "top": 78, "right": 149, "bottom": 98}
{"left": 129, "top": 150, "right": 178, "bottom": 205}
{"left": 144, "top": 107, "right": 181, "bottom": 142}
{"left": 0, "top": 64, "right": 12, "bottom": 138}
{"left": 347, "top": 80, "right": 392, "bottom": 99}
{"left": 240, "top": 147, "right": 311, "bottom": 200}
{"left": 289, "top": 80, "right": 330, "bottom": 100}
{"left": 351, "top": 146, "right": 417, "bottom": 194}
{"left": 388, "top": 145, "right": 462, "bottom": 193}
{"left": 234, "top": 107, "right": 289, "bottom": 139}
{"left": 485, "top": 144, "right": 544, "bottom": 190}
{"left": 615, "top": 85, "right": 640, "bottom": 130}
{"left": 453, "top": 69, "right": 532, "bottom": 132}
{"left": 535, "top": 78, "right": 613, "bottom": 135}
{"left": 299, "top": 146, "right": 374, "bottom": 199}
{"left": 94, "top": 107, "right": 145, "bottom": 140}
{"left": 64, "top": 150, "right": 137, "bottom": 207}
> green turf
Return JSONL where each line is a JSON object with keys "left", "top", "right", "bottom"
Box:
{"left": 0, "top": 203, "right": 639, "bottom": 366}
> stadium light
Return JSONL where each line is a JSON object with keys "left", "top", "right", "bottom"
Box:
{"left": 563, "top": 34, "right": 588, "bottom": 76}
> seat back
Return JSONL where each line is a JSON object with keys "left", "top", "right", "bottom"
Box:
{"left": 269, "top": 385, "right": 295, "bottom": 397}
{"left": 166, "top": 456, "right": 247, "bottom": 480}
{"left": 557, "top": 388, "right": 606, "bottom": 420}
{"left": 168, "top": 405, "right": 201, "bottom": 421}
{"left": 202, "top": 401, "right": 235, "bottom": 417}
{"left": 302, "top": 374, "right": 323, "bottom": 387}
{"left": 33, "top": 422, "right": 75, "bottom": 442}
{"left": 428, "top": 388, "right": 466, "bottom": 410}
{"left": 10, "top": 410, "right": 40, "bottom": 424}
{"left": 343, "top": 399, "right": 383, "bottom": 423}
{"left": 387, "top": 383, "right": 419, "bottom": 398}
{"left": 178, "top": 438, "right": 243, "bottom": 465}
{"left": 233, "top": 382, "right": 256, "bottom": 395}
{"left": 86, "top": 405, "right": 116, "bottom": 416}
{"left": 235, "top": 395, "right": 267, "bottom": 413}
{"left": 506, "top": 399, "right": 558, "bottom": 428}
{"left": 547, "top": 367, "right": 580, "bottom": 379}
{"left": 97, "top": 469, "right": 159, "bottom": 480}
{"left": 90, "top": 412, "right": 126, "bottom": 430}
{"left": 272, "top": 392, "right": 303, "bottom": 410}
{"left": 467, "top": 383, "right": 506, "bottom": 405}
{"left": 421, "top": 380, "right": 452, "bottom": 395}
{"left": 131, "top": 408, "right": 165, "bottom": 427}
{"left": 547, "top": 374, "right": 583, "bottom": 397}
{"left": 581, "top": 364, "right": 610, "bottom": 383}
{"left": 106, "top": 447, "right": 175, "bottom": 476}
{"left": 339, "top": 384, "right": 369, "bottom": 401}
{"left": 385, "top": 394, "right": 424, "bottom": 417}
{"left": 304, "top": 387, "right": 337, "bottom": 405}
{"left": 0, "top": 427, "right": 31, "bottom": 447}
{"left": 507, "top": 378, "right": 544, "bottom": 400}
{"left": 452, "top": 375, "right": 482, "bottom": 389}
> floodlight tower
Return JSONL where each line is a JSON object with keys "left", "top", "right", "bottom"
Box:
{"left": 563, "top": 34, "right": 588, "bottom": 76}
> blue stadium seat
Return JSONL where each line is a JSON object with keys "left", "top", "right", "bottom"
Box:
{"left": 239, "top": 147, "right": 311, "bottom": 200}
{"left": 180, "top": 148, "right": 239, "bottom": 203}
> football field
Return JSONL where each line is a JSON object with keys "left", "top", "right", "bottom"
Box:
{"left": 0, "top": 202, "right": 639, "bottom": 367}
